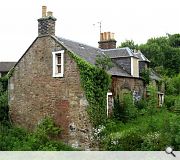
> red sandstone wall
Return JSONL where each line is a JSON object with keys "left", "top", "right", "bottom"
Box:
{"left": 111, "top": 76, "right": 145, "bottom": 98}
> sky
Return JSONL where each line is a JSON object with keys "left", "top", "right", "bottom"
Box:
{"left": 0, "top": 0, "right": 179, "bottom": 62}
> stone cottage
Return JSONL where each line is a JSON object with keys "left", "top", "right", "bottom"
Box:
{"left": 8, "top": 6, "right": 160, "bottom": 150}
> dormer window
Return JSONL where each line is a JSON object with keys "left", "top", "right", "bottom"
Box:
{"left": 52, "top": 50, "right": 64, "bottom": 77}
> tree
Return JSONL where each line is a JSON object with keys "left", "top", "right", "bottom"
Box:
{"left": 139, "top": 35, "right": 180, "bottom": 76}
{"left": 118, "top": 40, "right": 138, "bottom": 50}
{"left": 95, "top": 55, "right": 113, "bottom": 70}
{"left": 168, "top": 34, "right": 180, "bottom": 48}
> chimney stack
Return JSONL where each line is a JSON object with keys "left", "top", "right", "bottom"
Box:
{"left": 38, "top": 6, "right": 57, "bottom": 37}
{"left": 98, "top": 32, "right": 117, "bottom": 49}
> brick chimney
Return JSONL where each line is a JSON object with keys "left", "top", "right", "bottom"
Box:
{"left": 38, "top": 6, "right": 57, "bottom": 37}
{"left": 98, "top": 32, "right": 117, "bottom": 49}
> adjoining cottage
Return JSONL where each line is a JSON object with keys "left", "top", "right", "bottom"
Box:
{"left": 0, "top": 62, "right": 16, "bottom": 77}
{"left": 8, "top": 6, "right": 163, "bottom": 150}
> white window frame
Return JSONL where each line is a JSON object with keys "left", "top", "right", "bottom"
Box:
{"left": 107, "top": 92, "right": 113, "bottom": 117}
{"left": 131, "top": 57, "right": 134, "bottom": 76}
{"left": 52, "top": 50, "right": 64, "bottom": 77}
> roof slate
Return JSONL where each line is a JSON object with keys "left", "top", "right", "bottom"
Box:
{"left": 134, "top": 52, "right": 150, "bottom": 62}
{"left": 0, "top": 62, "right": 16, "bottom": 72}
{"left": 56, "top": 36, "right": 132, "bottom": 77}
{"left": 57, "top": 37, "right": 103, "bottom": 65}
{"left": 103, "top": 47, "right": 139, "bottom": 58}
{"left": 150, "top": 70, "right": 161, "bottom": 81}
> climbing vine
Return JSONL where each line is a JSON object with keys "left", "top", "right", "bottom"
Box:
{"left": 68, "top": 51, "right": 111, "bottom": 126}
{"left": 141, "top": 68, "right": 151, "bottom": 85}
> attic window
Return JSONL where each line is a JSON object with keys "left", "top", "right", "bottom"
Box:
{"left": 52, "top": 50, "right": 64, "bottom": 77}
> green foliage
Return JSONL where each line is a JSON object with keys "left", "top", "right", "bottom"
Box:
{"left": 170, "top": 74, "right": 180, "bottom": 95}
{"left": 100, "top": 110, "right": 180, "bottom": 150}
{"left": 164, "top": 95, "right": 177, "bottom": 110}
{"left": 168, "top": 33, "right": 180, "bottom": 48}
{"left": 139, "top": 34, "right": 180, "bottom": 76}
{"left": 0, "top": 117, "right": 75, "bottom": 151}
{"left": 141, "top": 68, "right": 151, "bottom": 84}
{"left": 113, "top": 92, "right": 138, "bottom": 122}
{"left": 113, "top": 96, "right": 123, "bottom": 120}
{"left": 164, "top": 74, "right": 180, "bottom": 111}
{"left": 36, "top": 117, "right": 61, "bottom": 137}
{"left": 99, "top": 82, "right": 180, "bottom": 151}
{"left": 146, "top": 83, "right": 158, "bottom": 109}
{"left": 123, "top": 93, "right": 138, "bottom": 121}
{"left": 0, "top": 91, "right": 8, "bottom": 122}
{"left": 68, "top": 51, "right": 111, "bottom": 126}
{"left": 118, "top": 33, "right": 180, "bottom": 77}
{"left": 118, "top": 40, "right": 138, "bottom": 50}
{"left": 0, "top": 75, "right": 10, "bottom": 123}
{"left": 95, "top": 54, "right": 113, "bottom": 70}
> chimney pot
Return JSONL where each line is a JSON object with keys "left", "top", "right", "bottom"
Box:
{"left": 38, "top": 6, "right": 57, "bottom": 37}
{"left": 47, "top": 11, "right": 53, "bottom": 17}
{"left": 42, "top": 6, "right": 47, "bottom": 17}
{"left": 104, "top": 32, "right": 107, "bottom": 41}
{"left": 107, "top": 32, "right": 110, "bottom": 40}
{"left": 110, "top": 33, "right": 115, "bottom": 40}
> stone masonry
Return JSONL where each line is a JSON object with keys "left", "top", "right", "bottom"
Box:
{"left": 9, "top": 36, "right": 93, "bottom": 150}
{"left": 111, "top": 76, "right": 145, "bottom": 98}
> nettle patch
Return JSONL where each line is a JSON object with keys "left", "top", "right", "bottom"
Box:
{"left": 68, "top": 51, "right": 111, "bottom": 127}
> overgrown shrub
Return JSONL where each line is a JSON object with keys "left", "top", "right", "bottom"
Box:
{"left": 113, "top": 92, "right": 138, "bottom": 122}
{"left": 100, "top": 109, "right": 180, "bottom": 151}
{"left": 141, "top": 68, "right": 151, "bottom": 84}
{"left": 0, "top": 75, "right": 9, "bottom": 123}
{"left": 0, "top": 117, "right": 75, "bottom": 151}
{"left": 0, "top": 91, "right": 8, "bottom": 122}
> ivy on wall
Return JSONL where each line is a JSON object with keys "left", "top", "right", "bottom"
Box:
{"left": 68, "top": 51, "right": 111, "bottom": 127}
{"left": 141, "top": 68, "right": 150, "bottom": 84}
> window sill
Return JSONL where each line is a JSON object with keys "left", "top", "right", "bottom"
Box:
{"left": 52, "top": 74, "right": 64, "bottom": 78}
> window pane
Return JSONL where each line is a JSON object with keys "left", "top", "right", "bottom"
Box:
{"left": 57, "top": 65, "right": 61, "bottom": 73}
{"left": 57, "top": 55, "right": 61, "bottom": 64}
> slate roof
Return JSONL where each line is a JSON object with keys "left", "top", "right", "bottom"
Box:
{"left": 150, "top": 70, "right": 161, "bottom": 81}
{"left": 103, "top": 47, "right": 139, "bottom": 59}
{"left": 55, "top": 36, "right": 132, "bottom": 77}
{"left": 107, "top": 63, "right": 132, "bottom": 77}
{"left": 57, "top": 37, "right": 103, "bottom": 65}
{"left": 134, "top": 52, "right": 150, "bottom": 62}
{"left": 0, "top": 62, "right": 16, "bottom": 72}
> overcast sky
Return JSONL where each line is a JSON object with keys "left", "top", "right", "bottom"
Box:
{"left": 0, "top": 0, "right": 179, "bottom": 61}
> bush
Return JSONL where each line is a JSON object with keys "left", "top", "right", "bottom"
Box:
{"left": 100, "top": 109, "right": 180, "bottom": 151}
{"left": 0, "top": 118, "right": 76, "bottom": 151}
{"left": 113, "top": 92, "right": 138, "bottom": 122}
{"left": 102, "top": 129, "right": 143, "bottom": 150}
{"left": 0, "top": 91, "right": 9, "bottom": 122}
{"left": 0, "top": 75, "right": 9, "bottom": 123}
